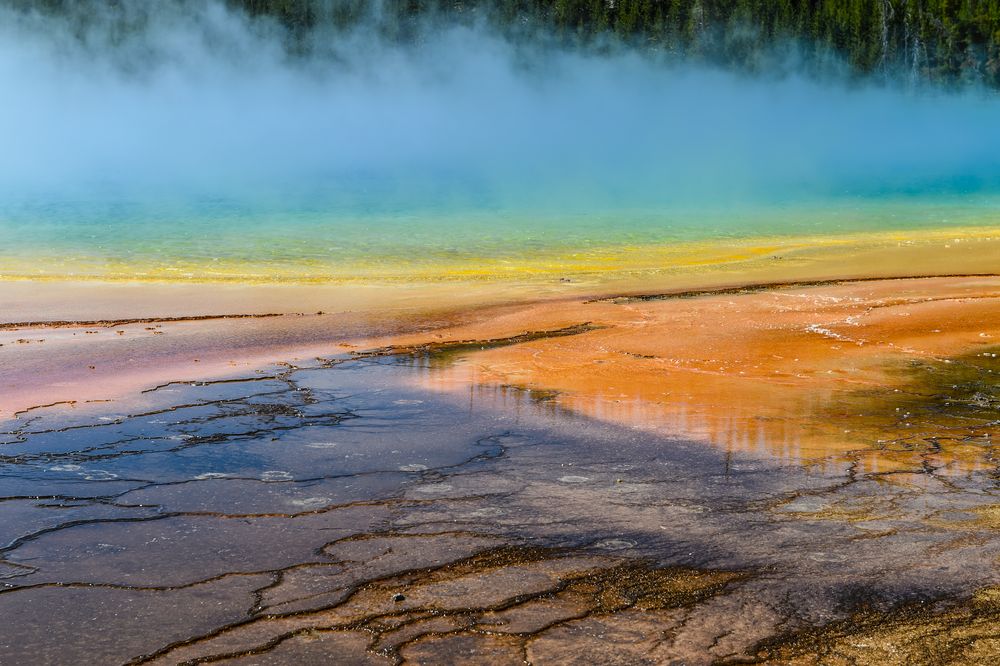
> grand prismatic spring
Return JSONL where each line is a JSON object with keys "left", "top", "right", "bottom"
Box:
{"left": 2, "top": 2, "right": 1000, "bottom": 664}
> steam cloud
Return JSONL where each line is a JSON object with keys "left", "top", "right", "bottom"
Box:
{"left": 2, "top": 0, "right": 1000, "bottom": 213}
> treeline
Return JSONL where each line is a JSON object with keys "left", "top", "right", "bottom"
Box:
{"left": 231, "top": 0, "right": 1000, "bottom": 86}
{"left": 8, "top": 0, "right": 1000, "bottom": 87}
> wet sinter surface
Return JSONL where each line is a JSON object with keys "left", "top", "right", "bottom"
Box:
{"left": 2, "top": 347, "right": 1000, "bottom": 665}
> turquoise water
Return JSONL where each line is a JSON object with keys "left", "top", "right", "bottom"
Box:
{"left": 1, "top": 189, "right": 998, "bottom": 281}
{"left": 3, "top": 1, "right": 1000, "bottom": 283}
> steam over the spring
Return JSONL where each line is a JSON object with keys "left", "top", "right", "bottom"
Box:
{"left": 2, "top": 0, "right": 1000, "bottom": 211}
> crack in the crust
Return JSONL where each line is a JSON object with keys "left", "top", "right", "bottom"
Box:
{"left": 0, "top": 312, "right": 293, "bottom": 331}
{"left": 139, "top": 371, "right": 324, "bottom": 395}
{"left": 0, "top": 514, "right": 176, "bottom": 559}
{"left": 6, "top": 356, "right": 357, "bottom": 439}
{"left": 250, "top": 531, "right": 506, "bottom": 615}
{"left": 2, "top": 429, "right": 518, "bottom": 508}
{"left": 0, "top": 497, "right": 501, "bottom": 578}
{"left": 1, "top": 411, "right": 355, "bottom": 464}
{"left": 127, "top": 545, "right": 748, "bottom": 666}
{"left": 333, "top": 562, "right": 733, "bottom": 664}
{"left": 354, "top": 323, "right": 602, "bottom": 360}
{"left": 9, "top": 401, "right": 81, "bottom": 419}
{"left": 6, "top": 391, "right": 289, "bottom": 437}
{"left": 11, "top": 532, "right": 494, "bottom": 606}
{"left": 589, "top": 273, "right": 1000, "bottom": 304}
{"left": 120, "top": 547, "right": 552, "bottom": 664}
{"left": 5, "top": 384, "right": 356, "bottom": 465}
{"left": 1, "top": 569, "right": 291, "bottom": 596}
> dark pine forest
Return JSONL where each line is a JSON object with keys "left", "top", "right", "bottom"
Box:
{"left": 10, "top": 0, "right": 1000, "bottom": 87}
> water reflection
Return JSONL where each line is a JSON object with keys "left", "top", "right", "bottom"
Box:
{"left": 411, "top": 279, "right": 1000, "bottom": 476}
{"left": 1, "top": 351, "right": 999, "bottom": 663}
